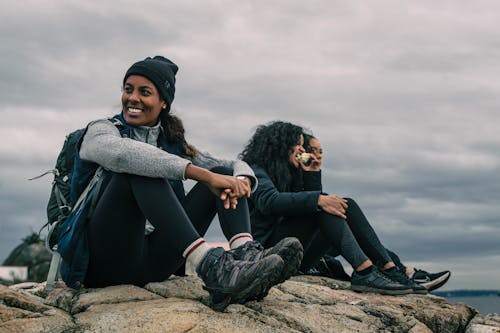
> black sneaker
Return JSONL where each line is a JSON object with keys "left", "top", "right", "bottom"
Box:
{"left": 383, "top": 267, "right": 428, "bottom": 294}
{"left": 304, "top": 255, "right": 351, "bottom": 281}
{"left": 229, "top": 237, "right": 304, "bottom": 300}
{"left": 196, "top": 247, "right": 284, "bottom": 311}
{"left": 351, "top": 267, "right": 413, "bottom": 295}
{"left": 412, "top": 268, "right": 451, "bottom": 292}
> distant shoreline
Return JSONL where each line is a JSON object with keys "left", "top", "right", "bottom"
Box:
{"left": 432, "top": 290, "right": 500, "bottom": 297}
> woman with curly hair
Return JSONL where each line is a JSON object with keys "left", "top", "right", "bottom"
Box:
{"left": 240, "top": 120, "right": 426, "bottom": 295}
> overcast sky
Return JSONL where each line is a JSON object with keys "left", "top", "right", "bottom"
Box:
{"left": 1, "top": 0, "right": 499, "bottom": 290}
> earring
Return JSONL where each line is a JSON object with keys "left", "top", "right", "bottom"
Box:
{"left": 162, "top": 104, "right": 166, "bottom": 109}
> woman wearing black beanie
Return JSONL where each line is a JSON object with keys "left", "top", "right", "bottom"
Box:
{"left": 58, "top": 56, "right": 303, "bottom": 312}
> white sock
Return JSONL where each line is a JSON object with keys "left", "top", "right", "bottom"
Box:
{"left": 229, "top": 233, "right": 253, "bottom": 249}
{"left": 183, "top": 238, "right": 211, "bottom": 275}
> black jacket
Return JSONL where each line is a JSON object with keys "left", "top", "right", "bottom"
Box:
{"left": 249, "top": 165, "right": 323, "bottom": 244}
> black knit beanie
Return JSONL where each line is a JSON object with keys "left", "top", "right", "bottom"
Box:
{"left": 123, "top": 56, "right": 179, "bottom": 107}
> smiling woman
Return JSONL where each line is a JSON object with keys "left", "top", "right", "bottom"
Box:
{"left": 122, "top": 75, "right": 165, "bottom": 127}
{"left": 121, "top": 57, "right": 180, "bottom": 129}
{"left": 56, "top": 56, "right": 303, "bottom": 312}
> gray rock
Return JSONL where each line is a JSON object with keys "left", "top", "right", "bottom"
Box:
{"left": 2, "top": 233, "right": 51, "bottom": 284}
{"left": 1, "top": 275, "right": 498, "bottom": 333}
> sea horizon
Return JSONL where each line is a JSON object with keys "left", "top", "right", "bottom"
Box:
{"left": 443, "top": 295, "right": 500, "bottom": 315}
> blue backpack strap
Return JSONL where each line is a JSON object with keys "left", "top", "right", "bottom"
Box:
{"left": 157, "top": 128, "right": 186, "bottom": 200}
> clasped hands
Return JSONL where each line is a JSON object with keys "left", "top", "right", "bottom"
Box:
{"left": 207, "top": 173, "right": 251, "bottom": 209}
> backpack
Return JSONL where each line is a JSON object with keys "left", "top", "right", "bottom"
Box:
{"left": 30, "top": 118, "right": 122, "bottom": 251}
{"left": 30, "top": 128, "right": 87, "bottom": 250}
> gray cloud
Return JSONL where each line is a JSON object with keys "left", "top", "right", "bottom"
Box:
{"left": 1, "top": 0, "right": 499, "bottom": 290}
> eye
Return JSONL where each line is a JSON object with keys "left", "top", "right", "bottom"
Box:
{"left": 123, "top": 85, "right": 133, "bottom": 93}
{"left": 140, "top": 88, "right": 152, "bottom": 96}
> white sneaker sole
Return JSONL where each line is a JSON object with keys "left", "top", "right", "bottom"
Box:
{"left": 418, "top": 271, "right": 451, "bottom": 291}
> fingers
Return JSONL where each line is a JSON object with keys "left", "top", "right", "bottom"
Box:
{"left": 223, "top": 194, "right": 239, "bottom": 209}
{"left": 230, "top": 197, "right": 238, "bottom": 209}
{"left": 230, "top": 177, "right": 251, "bottom": 198}
{"left": 333, "top": 204, "right": 346, "bottom": 217}
{"left": 219, "top": 188, "right": 230, "bottom": 201}
{"left": 331, "top": 195, "right": 348, "bottom": 209}
{"left": 212, "top": 174, "right": 251, "bottom": 207}
{"left": 334, "top": 209, "right": 347, "bottom": 219}
{"left": 219, "top": 188, "right": 240, "bottom": 209}
{"left": 323, "top": 195, "right": 348, "bottom": 218}
{"left": 322, "top": 205, "right": 346, "bottom": 219}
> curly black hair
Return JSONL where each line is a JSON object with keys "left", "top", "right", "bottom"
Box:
{"left": 239, "top": 121, "right": 305, "bottom": 191}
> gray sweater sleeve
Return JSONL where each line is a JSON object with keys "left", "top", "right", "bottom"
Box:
{"left": 189, "top": 150, "right": 258, "bottom": 192}
{"left": 79, "top": 119, "right": 191, "bottom": 180}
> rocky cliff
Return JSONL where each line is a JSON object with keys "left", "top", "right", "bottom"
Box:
{"left": 1, "top": 275, "right": 498, "bottom": 333}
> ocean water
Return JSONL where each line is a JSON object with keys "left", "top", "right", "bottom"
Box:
{"left": 446, "top": 296, "right": 500, "bottom": 315}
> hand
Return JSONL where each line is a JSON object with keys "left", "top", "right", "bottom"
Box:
{"left": 205, "top": 173, "right": 250, "bottom": 209}
{"left": 184, "top": 165, "right": 251, "bottom": 209}
{"left": 318, "top": 194, "right": 348, "bottom": 219}
{"left": 300, "top": 154, "right": 321, "bottom": 172}
{"left": 218, "top": 188, "right": 239, "bottom": 210}
{"left": 234, "top": 176, "right": 252, "bottom": 198}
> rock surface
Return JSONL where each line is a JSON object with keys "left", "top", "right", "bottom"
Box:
{"left": 1, "top": 275, "right": 498, "bottom": 333}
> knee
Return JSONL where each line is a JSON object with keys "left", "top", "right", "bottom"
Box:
{"left": 344, "top": 197, "right": 358, "bottom": 208}
{"left": 319, "top": 210, "right": 348, "bottom": 226}
{"left": 210, "top": 166, "right": 233, "bottom": 176}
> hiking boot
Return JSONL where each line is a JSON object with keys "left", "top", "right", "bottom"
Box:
{"left": 196, "top": 247, "right": 284, "bottom": 311}
{"left": 383, "top": 267, "right": 428, "bottom": 294}
{"left": 303, "top": 255, "right": 351, "bottom": 281}
{"left": 412, "top": 269, "right": 451, "bottom": 292}
{"left": 229, "top": 237, "right": 304, "bottom": 300}
{"left": 351, "top": 267, "right": 413, "bottom": 295}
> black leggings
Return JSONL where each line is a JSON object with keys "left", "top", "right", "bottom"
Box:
{"left": 265, "top": 198, "right": 392, "bottom": 271}
{"left": 84, "top": 167, "right": 250, "bottom": 288}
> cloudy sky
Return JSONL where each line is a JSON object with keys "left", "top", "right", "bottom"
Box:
{"left": 1, "top": 0, "right": 499, "bottom": 290}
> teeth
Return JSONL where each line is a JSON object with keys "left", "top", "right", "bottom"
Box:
{"left": 128, "top": 107, "right": 143, "bottom": 113}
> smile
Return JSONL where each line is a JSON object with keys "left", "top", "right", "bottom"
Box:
{"left": 127, "top": 107, "right": 143, "bottom": 114}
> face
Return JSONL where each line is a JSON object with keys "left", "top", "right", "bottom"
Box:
{"left": 288, "top": 134, "right": 305, "bottom": 168}
{"left": 121, "top": 75, "right": 166, "bottom": 127}
{"left": 308, "top": 138, "right": 323, "bottom": 163}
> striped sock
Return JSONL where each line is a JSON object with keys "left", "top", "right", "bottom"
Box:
{"left": 229, "top": 233, "right": 253, "bottom": 249}
{"left": 184, "top": 238, "right": 211, "bottom": 274}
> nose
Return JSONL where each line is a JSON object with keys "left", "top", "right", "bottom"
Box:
{"left": 127, "top": 90, "right": 140, "bottom": 103}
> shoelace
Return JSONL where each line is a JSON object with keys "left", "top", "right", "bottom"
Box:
{"left": 233, "top": 241, "right": 264, "bottom": 261}
{"left": 414, "top": 268, "right": 430, "bottom": 276}
{"left": 392, "top": 269, "right": 412, "bottom": 283}
{"left": 412, "top": 269, "right": 432, "bottom": 281}
{"left": 219, "top": 251, "right": 262, "bottom": 275}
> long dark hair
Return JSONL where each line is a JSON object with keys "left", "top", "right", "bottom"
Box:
{"left": 239, "top": 121, "right": 304, "bottom": 191}
{"left": 160, "top": 110, "right": 196, "bottom": 157}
